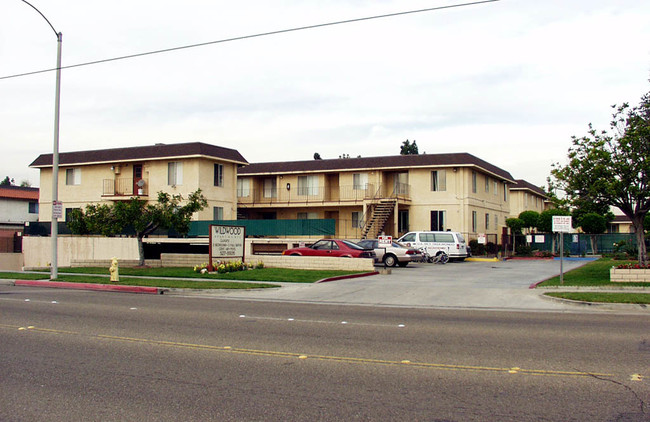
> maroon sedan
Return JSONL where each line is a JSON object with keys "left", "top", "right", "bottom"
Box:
{"left": 282, "top": 239, "right": 376, "bottom": 259}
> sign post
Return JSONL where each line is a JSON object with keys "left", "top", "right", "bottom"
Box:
{"left": 552, "top": 216, "right": 572, "bottom": 284}
{"left": 378, "top": 235, "right": 392, "bottom": 269}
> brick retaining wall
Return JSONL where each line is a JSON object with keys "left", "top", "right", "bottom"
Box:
{"left": 610, "top": 268, "right": 650, "bottom": 282}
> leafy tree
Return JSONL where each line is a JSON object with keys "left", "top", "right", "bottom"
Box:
{"left": 578, "top": 212, "right": 607, "bottom": 254}
{"left": 313, "top": 152, "right": 322, "bottom": 160}
{"left": 0, "top": 176, "right": 15, "bottom": 186}
{"left": 69, "top": 190, "right": 207, "bottom": 266}
{"left": 19, "top": 180, "right": 32, "bottom": 187}
{"left": 550, "top": 89, "right": 650, "bottom": 265}
{"left": 518, "top": 211, "right": 540, "bottom": 233}
{"left": 400, "top": 139, "right": 419, "bottom": 155}
{"left": 505, "top": 218, "right": 524, "bottom": 255}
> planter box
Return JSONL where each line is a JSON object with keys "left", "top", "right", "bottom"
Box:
{"left": 610, "top": 267, "right": 650, "bottom": 283}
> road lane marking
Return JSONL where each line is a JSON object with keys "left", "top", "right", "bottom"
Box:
{"left": 1, "top": 323, "right": 620, "bottom": 379}
{"left": 237, "top": 314, "right": 406, "bottom": 328}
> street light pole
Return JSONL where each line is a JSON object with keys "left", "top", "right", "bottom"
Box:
{"left": 20, "top": 1, "right": 62, "bottom": 280}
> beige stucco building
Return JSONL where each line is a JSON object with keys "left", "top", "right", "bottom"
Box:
{"left": 29, "top": 142, "right": 248, "bottom": 222}
{"left": 508, "top": 179, "right": 549, "bottom": 218}
{"left": 237, "top": 153, "right": 516, "bottom": 241}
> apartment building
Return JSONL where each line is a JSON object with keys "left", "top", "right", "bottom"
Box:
{"left": 29, "top": 142, "right": 248, "bottom": 222}
{"left": 237, "top": 153, "right": 516, "bottom": 240}
{"left": 509, "top": 179, "right": 549, "bottom": 217}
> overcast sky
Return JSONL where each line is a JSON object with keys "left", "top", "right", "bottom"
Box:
{"left": 2, "top": 0, "right": 649, "bottom": 188}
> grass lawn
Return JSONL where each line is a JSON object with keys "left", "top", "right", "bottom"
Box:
{"left": 536, "top": 258, "right": 650, "bottom": 287}
{"left": 0, "top": 271, "right": 277, "bottom": 289}
{"left": 10, "top": 267, "right": 367, "bottom": 284}
{"left": 545, "top": 292, "right": 650, "bottom": 305}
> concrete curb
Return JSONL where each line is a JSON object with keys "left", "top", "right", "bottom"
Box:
{"left": 539, "top": 292, "right": 649, "bottom": 311}
{"left": 465, "top": 257, "right": 499, "bottom": 262}
{"left": 13, "top": 280, "right": 164, "bottom": 295}
{"left": 316, "top": 271, "right": 380, "bottom": 283}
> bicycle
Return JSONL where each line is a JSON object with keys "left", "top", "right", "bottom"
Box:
{"left": 430, "top": 251, "right": 449, "bottom": 264}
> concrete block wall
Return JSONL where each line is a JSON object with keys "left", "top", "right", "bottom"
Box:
{"left": 610, "top": 268, "right": 650, "bottom": 282}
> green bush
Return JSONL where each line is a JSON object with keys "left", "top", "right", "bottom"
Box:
{"left": 516, "top": 245, "right": 532, "bottom": 256}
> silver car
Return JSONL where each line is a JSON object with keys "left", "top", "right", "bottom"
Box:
{"left": 357, "top": 239, "right": 422, "bottom": 267}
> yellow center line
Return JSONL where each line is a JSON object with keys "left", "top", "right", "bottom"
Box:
{"left": 5, "top": 324, "right": 615, "bottom": 378}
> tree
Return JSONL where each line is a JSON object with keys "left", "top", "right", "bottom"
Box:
{"left": 550, "top": 89, "right": 650, "bottom": 265}
{"left": 518, "top": 211, "right": 540, "bottom": 233}
{"left": 578, "top": 213, "right": 607, "bottom": 254}
{"left": 313, "top": 152, "right": 322, "bottom": 160}
{"left": 400, "top": 139, "right": 419, "bottom": 155}
{"left": 505, "top": 217, "right": 525, "bottom": 255}
{"left": 0, "top": 176, "right": 15, "bottom": 186}
{"left": 69, "top": 190, "right": 207, "bottom": 266}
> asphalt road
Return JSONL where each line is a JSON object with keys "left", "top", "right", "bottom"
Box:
{"left": 1, "top": 286, "right": 648, "bottom": 421}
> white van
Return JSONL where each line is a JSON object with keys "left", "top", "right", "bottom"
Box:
{"left": 396, "top": 231, "right": 468, "bottom": 260}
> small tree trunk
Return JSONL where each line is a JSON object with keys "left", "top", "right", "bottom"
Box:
{"left": 590, "top": 235, "right": 597, "bottom": 254}
{"left": 137, "top": 235, "right": 146, "bottom": 267}
{"left": 632, "top": 215, "right": 647, "bottom": 266}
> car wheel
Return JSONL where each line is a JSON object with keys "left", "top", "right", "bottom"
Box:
{"left": 383, "top": 254, "right": 397, "bottom": 267}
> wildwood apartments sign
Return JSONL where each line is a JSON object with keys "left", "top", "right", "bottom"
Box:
{"left": 210, "top": 225, "right": 246, "bottom": 268}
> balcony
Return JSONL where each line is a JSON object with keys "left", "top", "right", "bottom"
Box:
{"left": 238, "top": 183, "right": 410, "bottom": 206}
{"left": 103, "top": 178, "right": 148, "bottom": 197}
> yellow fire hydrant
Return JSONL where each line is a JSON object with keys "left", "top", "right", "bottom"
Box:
{"left": 109, "top": 257, "right": 119, "bottom": 282}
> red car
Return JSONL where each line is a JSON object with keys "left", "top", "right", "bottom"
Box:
{"left": 282, "top": 239, "right": 376, "bottom": 259}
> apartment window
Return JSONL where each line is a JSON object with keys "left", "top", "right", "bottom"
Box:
{"left": 472, "top": 211, "right": 478, "bottom": 232}
{"left": 298, "top": 212, "right": 318, "bottom": 220}
{"left": 485, "top": 176, "right": 490, "bottom": 193}
{"left": 485, "top": 213, "right": 490, "bottom": 230}
{"left": 503, "top": 182, "right": 508, "bottom": 201}
{"left": 237, "top": 178, "right": 250, "bottom": 197}
{"left": 493, "top": 180, "right": 498, "bottom": 196}
{"left": 65, "top": 168, "right": 81, "bottom": 185}
{"left": 398, "top": 210, "right": 409, "bottom": 233}
{"left": 431, "top": 170, "right": 446, "bottom": 192}
{"left": 28, "top": 202, "right": 39, "bottom": 214}
{"left": 263, "top": 178, "right": 277, "bottom": 198}
{"left": 213, "top": 206, "right": 223, "bottom": 220}
{"left": 353, "top": 173, "right": 368, "bottom": 190}
{"left": 472, "top": 171, "right": 477, "bottom": 193}
{"left": 394, "top": 172, "right": 409, "bottom": 195}
{"left": 351, "top": 211, "right": 363, "bottom": 228}
{"left": 214, "top": 163, "right": 224, "bottom": 187}
{"left": 65, "top": 208, "right": 78, "bottom": 222}
{"left": 168, "top": 162, "right": 183, "bottom": 186}
{"left": 298, "top": 175, "right": 319, "bottom": 196}
{"left": 431, "top": 210, "right": 446, "bottom": 231}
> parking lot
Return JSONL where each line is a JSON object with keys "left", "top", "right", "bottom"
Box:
{"left": 184, "top": 258, "right": 597, "bottom": 312}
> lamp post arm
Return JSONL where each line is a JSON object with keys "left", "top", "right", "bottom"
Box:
{"left": 20, "top": 0, "right": 59, "bottom": 37}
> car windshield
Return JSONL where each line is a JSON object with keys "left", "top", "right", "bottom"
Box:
{"left": 457, "top": 233, "right": 466, "bottom": 243}
{"left": 342, "top": 240, "right": 365, "bottom": 250}
{"left": 357, "top": 240, "right": 376, "bottom": 248}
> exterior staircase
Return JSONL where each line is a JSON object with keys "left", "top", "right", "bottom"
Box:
{"left": 361, "top": 199, "right": 396, "bottom": 240}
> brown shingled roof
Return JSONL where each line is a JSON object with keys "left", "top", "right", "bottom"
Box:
{"left": 511, "top": 179, "right": 548, "bottom": 197}
{"left": 29, "top": 142, "right": 248, "bottom": 168}
{"left": 239, "top": 153, "right": 515, "bottom": 182}
{"left": 0, "top": 186, "right": 39, "bottom": 201}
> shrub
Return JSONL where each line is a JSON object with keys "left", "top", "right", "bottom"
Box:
{"left": 486, "top": 242, "right": 498, "bottom": 255}
{"left": 516, "top": 245, "right": 532, "bottom": 256}
{"left": 469, "top": 240, "right": 486, "bottom": 256}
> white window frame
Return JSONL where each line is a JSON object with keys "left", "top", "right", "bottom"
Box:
{"left": 237, "top": 178, "right": 250, "bottom": 197}
{"left": 65, "top": 168, "right": 81, "bottom": 186}
{"left": 353, "top": 173, "right": 368, "bottom": 190}
{"left": 351, "top": 211, "right": 363, "bottom": 228}
{"left": 168, "top": 162, "right": 183, "bottom": 186}
{"left": 431, "top": 170, "right": 446, "bottom": 192}
{"left": 298, "top": 175, "right": 319, "bottom": 196}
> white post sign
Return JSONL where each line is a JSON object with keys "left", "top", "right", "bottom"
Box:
{"left": 378, "top": 236, "right": 392, "bottom": 247}
{"left": 210, "top": 225, "right": 245, "bottom": 267}
{"left": 552, "top": 216, "right": 572, "bottom": 284}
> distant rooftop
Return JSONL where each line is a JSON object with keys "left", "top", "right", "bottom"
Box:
{"left": 0, "top": 185, "right": 39, "bottom": 201}
{"left": 30, "top": 142, "right": 248, "bottom": 168}
{"left": 511, "top": 179, "right": 548, "bottom": 197}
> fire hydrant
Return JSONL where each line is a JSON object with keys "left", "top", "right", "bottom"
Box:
{"left": 109, "top": 257, "right": 119, "bottom": 282}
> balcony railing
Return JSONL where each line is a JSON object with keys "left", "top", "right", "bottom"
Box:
{"left": 238, "top": 183, "right": 410, "bottom": 205}
{"left": 103, "top": 178, "right": 148, "bottom": 197}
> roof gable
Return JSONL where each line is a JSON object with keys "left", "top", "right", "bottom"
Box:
{"left": 30, "top": 142, "right": 248, "bottom": 168}
{"left": 511, "top": 179, "right": 548, "bottom": 197}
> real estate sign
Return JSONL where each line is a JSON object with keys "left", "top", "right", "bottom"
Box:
{"left": 210, "top": 225, "right": 246, "bottom": 265}
{"left": 552, "top": 216, "right": 572, "bottom": 233}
